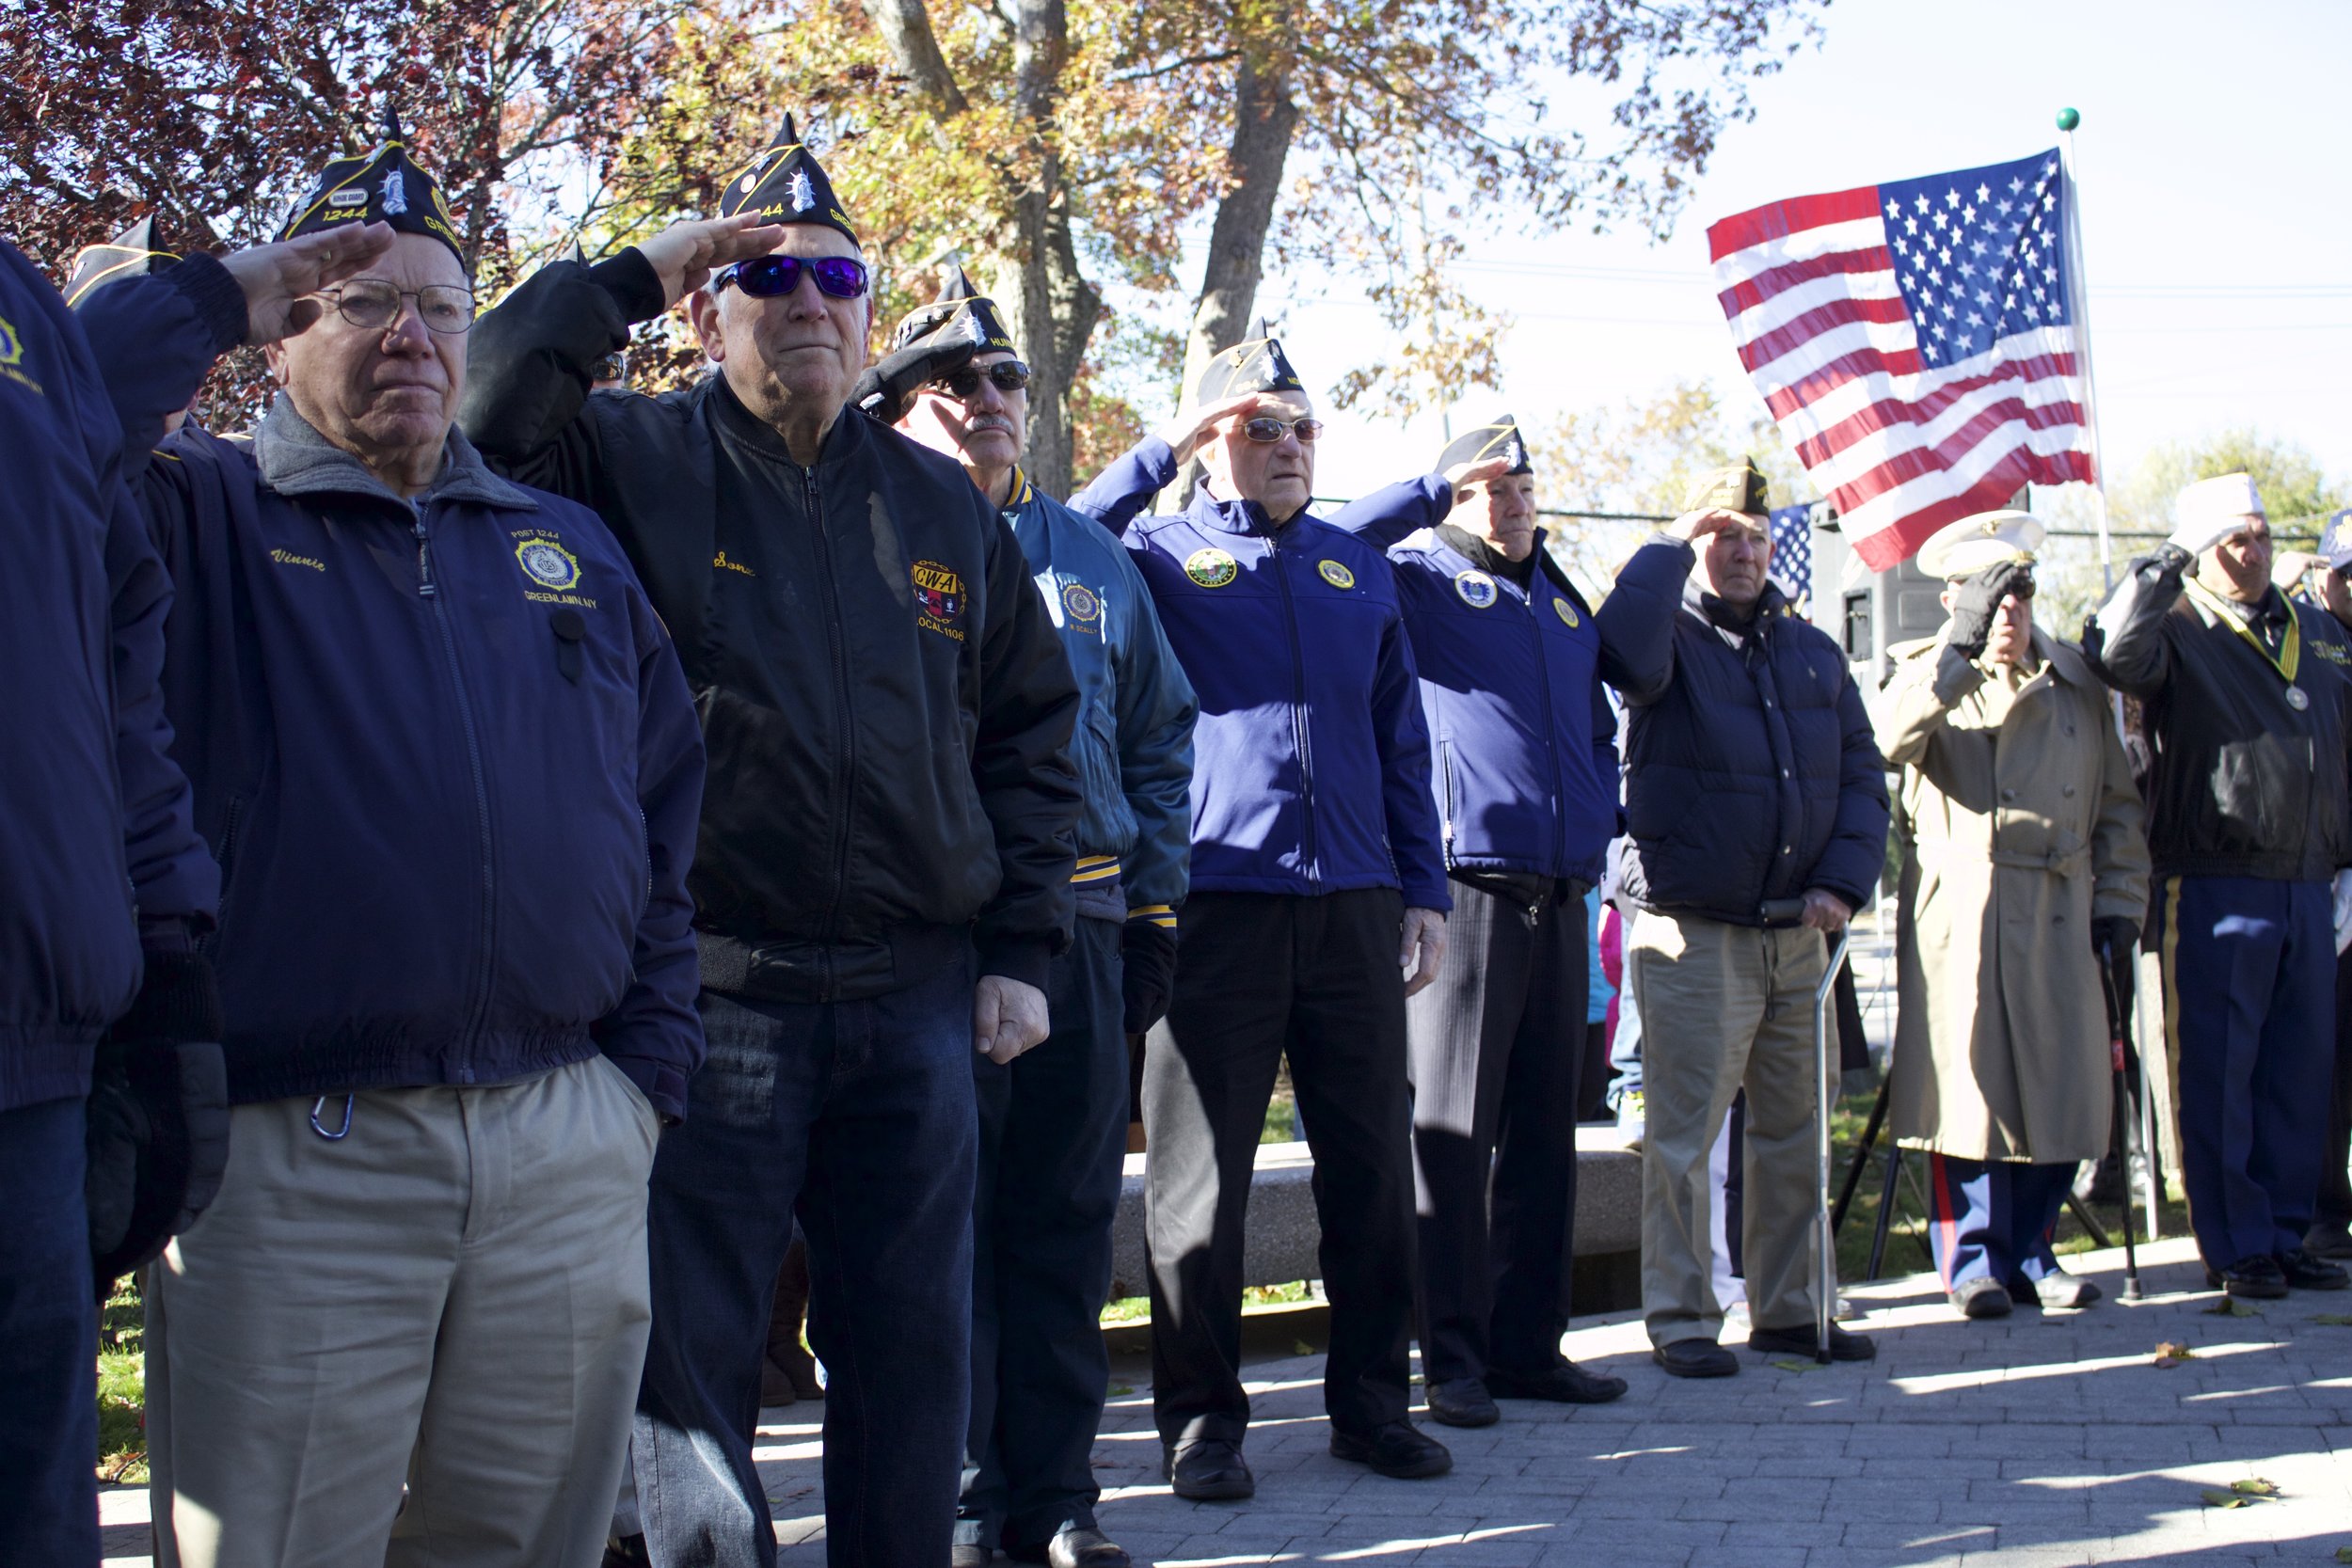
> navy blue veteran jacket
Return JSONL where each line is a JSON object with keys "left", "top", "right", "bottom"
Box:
{"left": 0, "top": 240, "right": 218, "bottom": 1113}
{"left": 1002, "top": 472, "right": 1196, "bottom": 928}
{"left": 1595, "top": 535, "right": 1888, "bottom": 925}
{"left": 1071, "top": 438, "right": 1449, "bottom": 911}
{"left": 77, "top": 260, "right": 707, "bottom": 1120}
{"left": 460, "top": 253, "right": 1080, "bottom": 999}
{"left": 1330, "top": 476, "right": 1620, "bottom": 887}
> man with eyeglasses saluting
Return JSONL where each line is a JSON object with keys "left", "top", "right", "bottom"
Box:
{"left": 464, "top": 120, "right": 1083, "bottom": 1567}
{"left": 1069, "top": 325, "right": 1454, "bottom": 1502}
{"left": 875, "top": 267, "right": 1196, "bottom": 1568}
{"left": 72, "top": 110, "right": 708, "bottom": 1565}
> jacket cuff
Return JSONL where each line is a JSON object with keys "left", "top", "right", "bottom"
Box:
{"left": 1132, "top": 436, "right": 1182, "bottom": 490}
{"left": 978, "top": 933, "right": 1055, "bottom": 993}
{"left": 165, "top": 253, "right": 250, "bottom": 357}
{"left": 610, "top": 1053, "right": 688, "bottom": 1124}
{"left": 1404, "top": 883, "right": 1454, "bottom": 915}
{"left": 598, "top": 249, "right": 671, "bottom": 325}
{"left": 1126, "top": 902, "right": 1179, "bottom": 930}
{"left": 108, "top": 949, "right": 224, "bottom": 1047}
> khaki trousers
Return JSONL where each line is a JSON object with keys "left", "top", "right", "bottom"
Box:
{"left": 148, "top": 1053, "right": 660, "bottom": 1568}
{"left": 1630, "top": 913, "right": 1826, "bottom": 1348}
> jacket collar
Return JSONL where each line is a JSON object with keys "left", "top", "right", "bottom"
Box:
{"left": 1682, "top": 573, "right": 1788, "bottom": 637}
{"left": 1437, "top": 523, "right": 1538, "bottom": 586}
{"left": 256, "top": 394, "right": 538, "bottom": 514}
{"left": 1189, "top": 482, "right": 1301, "bottom": 538}
{"left": 705, "top": 370, "right": 867, "bottom": 469}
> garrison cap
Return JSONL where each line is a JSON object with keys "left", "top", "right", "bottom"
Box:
{"left": 891, "top": 265, "right": 1017, "bottom": 356}
{"left": 1681, "top": 457, "right": 1771, "bottom": 518}
{"left": 277, "top": 105, "right": 464, "bottom": 264}
{"left": 2319, "top": 510, "right": 2352, "bottom": 571}
{"left": 2175, "top": 471, "right": 2265, "bottom": 534}
{"left": 1436, "top": 415, "right": 1532, "bottom": 477}
{"left": 65, "top": 210, "right": 219, "bottom": 308}
{"left": 1916, "top": 509, "right": 2044, "bottom": 580}
{"left": 717, "top": 115, "right": 857, "bottom": 245}
{"left": 1194, "top": 318, "right": 1304, "bottom": 404}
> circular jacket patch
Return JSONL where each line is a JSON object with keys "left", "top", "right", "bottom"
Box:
{"left": 1061, "top": 580, "right": 1102, "bottom": 623}
{"left": 516, "top": 539, "right": 582, "bottom": 592}
{"left": 1318, "top": 559, "right": 1356, "bottom": 590}
{"left": 1185, "top": 547, "right": 1239, "bottom": 588}
{"left": 1554, "top": 596, "right": 1581, "bottom": 628}
{"left": 1454, "top": 570, "right": 1498, "bottom": 609}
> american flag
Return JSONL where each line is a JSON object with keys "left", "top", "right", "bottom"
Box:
{"left": 1768, "top": 503, "right": 1815, "bottom": 610}
{"left": 1708, "top": 149, "right": 2096, "bottom": 571}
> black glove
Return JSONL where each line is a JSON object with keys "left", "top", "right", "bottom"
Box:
{"left": 849, "top": 327, "right": 982, "bottom": 425}
{"left": 1944, "top": 561, "right": 2026, "bottom": 660}
{"left": 2091, "top": 914, "right": 2141, "bottom": 963}
{"left": 87, "top": 948, "right": 229, "bottom": 1292}
{"left": 1121, "top": 921, "right": 1179, "bottom": 1036}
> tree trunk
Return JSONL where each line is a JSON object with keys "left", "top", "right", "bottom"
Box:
{"left": 1170, "top": 46, "right": 1297, "bottom": 506}
{"left": 856, "top": 0, "right": 968, "bottom": 113}
{"left": 993, "top": 0, "right": 1100, "bottom": 499}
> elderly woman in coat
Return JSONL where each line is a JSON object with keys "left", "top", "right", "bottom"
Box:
{"left": 1875, "top": 511, "right": 2151, "bottom": 1320}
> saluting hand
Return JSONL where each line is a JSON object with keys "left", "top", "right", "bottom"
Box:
{"left": 1400, "top": 908, "right": 1448, "bottom": 998}
{"left": 973, "top": 975, "right": 1050, "bottom": 1065}
{"left": 1154, "top": 393, "right": 1263, "bottom": 467}
{"left": 1442, "top": 453, "right": 1512, "bottom": 498}
{"left": 1666, "top": 507, "right": 1755, "bottom": 545}
{"left": 218, "top": 222, "right": 397, "bottom": 346}
{"left": 636, "top": 214, "right": 788, "bottom": 309}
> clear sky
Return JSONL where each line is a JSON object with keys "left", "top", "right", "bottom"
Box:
{"left": 1176, "top": 0, "right": 2352, "bottom": 507}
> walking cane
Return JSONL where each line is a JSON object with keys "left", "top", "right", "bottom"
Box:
{"left": 2096, "top": 936, "right": 2142, "bottom": 1302}
{"left": 1815, "top": 931, "right": 1853, "bottom": 1365}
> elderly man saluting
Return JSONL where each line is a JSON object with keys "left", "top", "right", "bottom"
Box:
{"left": 1595, "top": 461, "right": 1888, "bottom": 1377}
{"left": 1876, "top": 512, "right": 2149, "bottom": 1320}
{"left": 2087, "top": 474, "right": 2352, "bottom": 1301}
{"left": 1072, "top": 325, "right": 1454, "bottom": 1499}
{"left": 464, "top": 119, "right": 1083, "bottom": 1565}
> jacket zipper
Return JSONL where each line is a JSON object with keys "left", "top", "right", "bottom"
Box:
{"left": 1532, "top": 580, "right": 1565, "bottom": 879}
{"left": 1271, "top": 529, "right": 1320, "bottom": 887}
{"left": 1439, "top": 740, "right": 1457, "bottom": 853}
{"left": 199, "top": 795, "right": 248, "bottom": 958}
{"left": 637, "top": 805, "right": 653, "bottom": 922}
{"left": 415, "top": 513, "right": 499, "bottom": 1076}
{"left": 806, "top": 466, "right": 854, "bottom": 999}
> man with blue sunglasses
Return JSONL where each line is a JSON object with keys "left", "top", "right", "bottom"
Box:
{"left": 465, "top": 119, "right": 1085, "bottom": 1568}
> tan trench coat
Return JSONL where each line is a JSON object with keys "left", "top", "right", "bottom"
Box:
{"left": 1874, "top": 628, "right": 2151, "bottom": 1163}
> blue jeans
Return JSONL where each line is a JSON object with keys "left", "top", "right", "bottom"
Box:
{"left": 634, "top": 955, "right": 978, "bottom": 1567}
{"left": 0, "top": 1095, "right": 97, "bottom": 1567}
{"left": 2155, "top": 875, "right": 2335, "bottom": 1269}
{"left": 959, "top": 917, "right": 1126, "bottom": 1554}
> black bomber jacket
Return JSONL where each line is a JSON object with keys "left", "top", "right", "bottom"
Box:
{"left": 2086, "top": 545, "right": 2352, "bottom": 883}
{"left": 459, "top": 253, "right": 1082, "bottom": 1003}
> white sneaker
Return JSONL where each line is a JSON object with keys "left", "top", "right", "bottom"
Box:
{"left": 1616, "top": 1090, "right": 1645, "bottom": 1150}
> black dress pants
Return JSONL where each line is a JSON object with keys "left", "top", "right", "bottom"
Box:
{"left": 2320, "top": 944, "right": 2352, "bottom": 1230}
{"left": 1143, "top": 888, "right": 1416, "bottom": 1446}
{"left": 1406, "top": 879, "right": 1588, "bottom": 1385}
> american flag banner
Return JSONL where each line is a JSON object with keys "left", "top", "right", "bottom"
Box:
{"left": 1708, "top": 149, "right": 2096, "bottom": 571}
{"left": 1768, "top": 503, "right": 1815, "bottom": 610}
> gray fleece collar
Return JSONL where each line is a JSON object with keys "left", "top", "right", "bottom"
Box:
{"left": 255, "top": 393, "right": 538, "bottom": 514}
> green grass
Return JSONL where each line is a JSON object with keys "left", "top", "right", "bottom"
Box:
{"left": 95, "top": 1279, "right": 147, "bottom": 1484}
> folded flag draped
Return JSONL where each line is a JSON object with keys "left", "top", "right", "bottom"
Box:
{"left": 1708, "top": 149, "right": 2095, "bottom": 571}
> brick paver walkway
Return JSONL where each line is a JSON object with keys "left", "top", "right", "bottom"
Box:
{"left": 98, "top": 1237, "right": 2352, "bottom": 1565}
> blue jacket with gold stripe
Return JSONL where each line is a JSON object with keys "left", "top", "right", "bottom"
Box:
{"left": 1072, "top": 439, "right": 1449, "bottom": 911}
{"left": 76, "top": 258, "right": 708, "bottom": 1121}
{"left": 1001, "top": 473, "right": 1196, "bottom": 927}
{"left": 1329, "top": 477, "right": 1620, "bottom": 887}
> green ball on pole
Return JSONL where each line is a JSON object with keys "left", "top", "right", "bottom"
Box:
{"left": 2056, "top": 106, "right": 2080, "bottom": 132}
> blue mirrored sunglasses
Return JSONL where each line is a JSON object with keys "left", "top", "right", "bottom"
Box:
{"left": 720, "top": 254, "right": 871, "bottom": 301}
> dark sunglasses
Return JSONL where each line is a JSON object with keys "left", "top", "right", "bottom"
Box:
{"left": 1241, "top": 415, "right": 1323, "bottom": 444}
{"left": 934, "top": 361, "right": 1032, "bottom": 398}
{"left": 719, "top": 254, "right": 871, "bottom": 301}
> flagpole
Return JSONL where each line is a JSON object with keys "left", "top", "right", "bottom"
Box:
{"left": 2056, "top": 106, "right": 2115, "bottom": 592}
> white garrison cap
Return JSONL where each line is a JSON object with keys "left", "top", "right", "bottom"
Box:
{"left": 2319, "top": 509, "right": 2352, "bottom": 570}
{"left": 2175, "top": 471, "right": 2265, "bottom": 532}
{"left": 1916, "top": 509, "right": 2044, "bottom": 580}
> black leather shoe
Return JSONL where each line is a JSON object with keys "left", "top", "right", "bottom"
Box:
{"left": 2306, "top": 1222, "right": 2352, "bottom": 1260}
{"left": 1164, "top": 1437, "right": 1254, "bottom": 1500}
{"left": 1652, "top": 1338, "right": 1739, "bottom": 1378}
{"left": 1952, "top": 1277, "right": 2013, "bottom": 1320}
{"left": 2031, "top": 1270, "right": 2103, "bottom": 1309}
{"left": 1422, "top": 1377, "right": 1500, "bottom": 1427}
{"left": 2277, "top": 1247, "right": 2351, "bottom": 1291}
{"left": 1748, "top": 1321, "right": 1876, "bottom": 1361}
{"left": 1025, "top": 1527, "right": 1130, "bottom": 1568}
{"left": 1328, "top": 1418, "right": 1453, "bottom": 1479}
{"left": 2205, "top": 1256, "right": 2289, "bottom": 1299}
{"left": 1486, "top": 1359, "right": 1629, "bottom": 1404}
